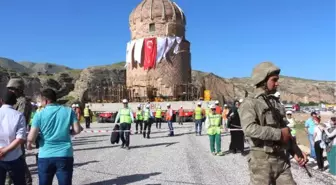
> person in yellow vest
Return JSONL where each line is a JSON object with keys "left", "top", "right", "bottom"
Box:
{"left": 194, "top": 102, "right": 205, "bottom": 136}
{"left": 155, "top": 105, "right": 162, "bottom": 129}
{"left": 222, "top": 104, "right": 229, "bottom": 128}
{"left": 84, "top": 104, "right": 93, "bottom": 129}
{"left": 166, "top": 103, "right": 174, "bottom": 136}
{"left": 205, "top": 104, "right": 224, "bottom": 156}
{"left": 143, "top": 104, "right": 154, "bottom": 139}
{"left": 135, "top": 104, "right": 144, "bottom": 134}
{"left": 114, "top": 99, "right": 134, "bottom": 150}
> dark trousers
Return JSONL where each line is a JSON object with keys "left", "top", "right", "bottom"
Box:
{"left": 229, "top": 130, "right": 245, "bottom": 152}
{"left": 120, "top": 123, "right": 131, "bottom": 147}
{"left": 84, "top": 117, "right": 91, "bottom": 128}
{"left": 38, "top": 157, "right": 74, "bottom": 185}
{"left": 178, "top": 116, "right": 184, "bottom": 125}
{"left": 167, "top": 121, "right": 174, "bottom": 136}
{"left": 0, "top": 156, "right": 26, "bottom": 185}
{"left": 143, "top": 120, "right": 152, "bottom": 138}
{"left": 195, "top": 119, "right": 202, "bottom": 135}
{"left": 6, "top": 147, "right": 32, "bottom": 185}
{"left": 314, "top": 141, "right": 324, "bottom": 169}
{"left": 135, "top": 120, "right": 143, "bottom": 133}
{"left": 155, "top": 118, "right": 162, "bottom": 129}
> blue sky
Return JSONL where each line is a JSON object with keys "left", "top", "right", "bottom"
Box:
{"left": 0, "top": 0, "right": 335, "bottom": 81}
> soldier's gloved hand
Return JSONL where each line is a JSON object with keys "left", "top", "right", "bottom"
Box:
{"left": 280, "top": 127, "right": 291, "bottom": 143}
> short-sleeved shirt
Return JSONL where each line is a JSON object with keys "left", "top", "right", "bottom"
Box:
{"left": 305, "top": 118, "right": 316, "bottom": 135}
{"left": 32, "top": 104, "right": 78, "bottom": 158}
{"left": 0, "top": 105, "right": 26, "bottom": 161}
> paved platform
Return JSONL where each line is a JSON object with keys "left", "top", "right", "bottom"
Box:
{"left": 25, "top": 122, "right": 336, "bottom": 185}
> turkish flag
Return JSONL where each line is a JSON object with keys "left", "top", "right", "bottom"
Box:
{"left": 143, "top": 38, "right": 157, "bottom": 70}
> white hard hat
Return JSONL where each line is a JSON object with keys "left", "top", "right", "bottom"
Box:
{"left": 137, "top": 104, "right": 141, "bottom": 108}
{"left": 122, "top": 99, "right": 128, "bottom": 103}
{"left": 197, "top": 102, "right": 202, "bottom": 105}
{"left": 239, "top": 99, "right": 243, "bottom": 103}
{"left": 224, "top": 104, "right": 227, "bottom": 107}
{"left": 274, "top": 92, "right": 280, "bottom": 98}
{"left": 210, "top": 104, "right": 216, "bottom": 109}
{"left": 76, "top": 104, "right": 79, "bottom": 107}
{"left": 180, "top": 105, "right": 183, "bottom": 108}
{"left": 157, "top": 105, "right": 161, "bottom": 109}
{"left": 167, "top": 103, "right": 171, "bottom": 107}
{"left": 146, "top": 104, "right": 150, "bottom": 108}
{"left": 86, "top": 104, "right": 89, "bottom": 107}
{"left": 286, "top": 111, "right": 293, "bottom": 115}
{"left": 37, "top": 102, "right": 42, "bottom": 107}
{"left": 215, "top": 100, "right": 219, "bottom": 104}
{"left": 72, "top": 104, "right": 76, "bottom": 108}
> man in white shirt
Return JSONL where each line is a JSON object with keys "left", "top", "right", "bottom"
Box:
{"left": 0, "top": 91, "right": 27, "bottom": 185}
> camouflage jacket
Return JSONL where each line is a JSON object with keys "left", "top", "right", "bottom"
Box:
{"left": 14, "top": 96, "right": 32, "bottom": 125}
{"left": 238, "top": 88, "right": 289, "bottom": 153}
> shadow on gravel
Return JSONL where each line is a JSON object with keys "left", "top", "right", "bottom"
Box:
{"left": 74, "top": 145, "right": 119, "bottom": 151}
{"left": 150, "top": 132, "right": 194, "bottom": 139}
{"left": 74, "top": 160, "right": 99, "bottom": 168}
{"left": 72, "top": 140, "right": 105, "bottom": 146}
{"left": 130, "top": 142, "right": 179, "bottom": 149}
{"left": 86, "top": 172, "right": 161, "bottom": 185}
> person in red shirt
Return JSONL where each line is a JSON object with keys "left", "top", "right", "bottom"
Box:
{"left": 178, "top": 106, "right": 184, "bottom": 125}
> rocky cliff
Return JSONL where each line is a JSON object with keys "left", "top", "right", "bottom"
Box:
{"left": 1, "top": 57, "right": 335, "bottom": 104}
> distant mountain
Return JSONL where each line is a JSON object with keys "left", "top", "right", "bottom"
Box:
{"left": 19, "top": 61, "right": 72, "bottom": 74}
{"left": 0, "top": 57, "right": 32, "bottom": 73}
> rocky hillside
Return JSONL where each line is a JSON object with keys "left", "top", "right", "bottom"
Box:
{"left": 0, "top": 57, "right": 335, "bottom": 104}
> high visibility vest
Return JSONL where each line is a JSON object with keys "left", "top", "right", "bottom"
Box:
{"left": 29, "top": 111, "right": 36, "bottom": 125}
{"left": 179, "top": 109, "right": 184, "bottom": 116}
{"left": 120, "top": 108, "right": 132, "bottom": 124}
{"left": 207, "top": 113, "right": 221, "bottom": 135}
{"left": 136, "top": 110, "right": 143, "bottom": 121}
{"left": 143, "top": 109, "right": 150, "bottom": 121}
{"left": 166, "top": 109, "right": 172, "bottom": 121}
{"left": 155, "top": 109, "right": 162, "bottom": 118}
{"left": 84, "top": 108, "right": 90, "bottom": 117}
{"left": 205, "top": 108, "right": 210, "bottom": 117}
{"left": 195, "top": 107, "right": 203, "bottom": 120}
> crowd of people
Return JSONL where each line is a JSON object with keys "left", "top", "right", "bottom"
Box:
{"left": 1, "top": 61, "right": 336, "bottom": 185}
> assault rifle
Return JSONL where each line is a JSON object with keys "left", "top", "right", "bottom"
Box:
{"left": 260, "top": 94, "right": 312, "bottom": 178}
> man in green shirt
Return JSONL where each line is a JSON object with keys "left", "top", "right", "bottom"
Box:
{"left": 114, "top": 99, "right": 134, "bottom": 150}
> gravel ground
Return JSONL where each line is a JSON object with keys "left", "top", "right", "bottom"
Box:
{"left": 25, "top": 122, "right": 336, "bottom": 185}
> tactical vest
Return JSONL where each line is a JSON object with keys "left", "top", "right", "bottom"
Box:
{"left": 84, "top": 108, "right": 90, "bottom": 117}
{"left": 136, "top": 110, "right": 143, "bottom": 121}
{"left": 195, "top": 107, "right": 202, "bottom": 120}
{"left": 155, "top": 109, "right": 162, "bottom": 118}
{"left": 207, "top": 114, "right": 221, "bottom": 135}
{"left": 120, "top": 108, "right": 132, "bottom": 124}
{"left": 143, "top": 109, "right": 150, "bottom": 121}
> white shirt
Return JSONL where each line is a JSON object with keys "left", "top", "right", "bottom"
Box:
{"left": 0, "top": 105, "right": 26, "bottom": 161}
{"left": 314, "top": 126, "right": 323, "bottom": 142}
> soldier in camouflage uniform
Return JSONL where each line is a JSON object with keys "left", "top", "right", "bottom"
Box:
{"left": 6, "top": 78, "right": 33, "bottom": 185}
{"left": 238, "top": 62, "right": 307, "bottom": 185}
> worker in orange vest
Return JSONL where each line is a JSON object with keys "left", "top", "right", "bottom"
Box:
{"left": 178, "top": 106, "right": 184, "bottom": 125}
{"left": 166, "top": 103, "right": 174, "bottom": 136}
{"left": 222, "top": 104, "right": 229, "bottom": 128}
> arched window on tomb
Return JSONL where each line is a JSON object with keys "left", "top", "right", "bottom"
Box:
{"left": 149, "top": 23, "right": 155, "bottom": 33}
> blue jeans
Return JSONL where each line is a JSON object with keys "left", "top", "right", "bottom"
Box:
{"left": 0, "top": 156, "right": 26, "bottom": 185}
{"left": 195, "top": 119, "right": 202, "bottom": 135}
{"left": 167, "top": 121, "right": 174, "bottom": 136}
{"left": 38, "top": 157, "right": 74, "bottom": 185}
{"left": 308, "top": 134, "right": 316, "bottom": 159}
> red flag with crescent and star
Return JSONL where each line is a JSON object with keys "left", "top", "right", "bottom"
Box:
{"left": 143, "top": 38, "right": 157, "bottom": 70}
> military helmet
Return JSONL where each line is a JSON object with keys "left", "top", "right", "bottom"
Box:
{"left": 251, "top": 62, "right": 281, "bottom": 86}
{"left": 6, "top": 78, "right": 25, "bottom": 90}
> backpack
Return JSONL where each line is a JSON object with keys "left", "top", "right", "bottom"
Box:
{"left": 321, "top": 127, "right": 336, "bottom": 152}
